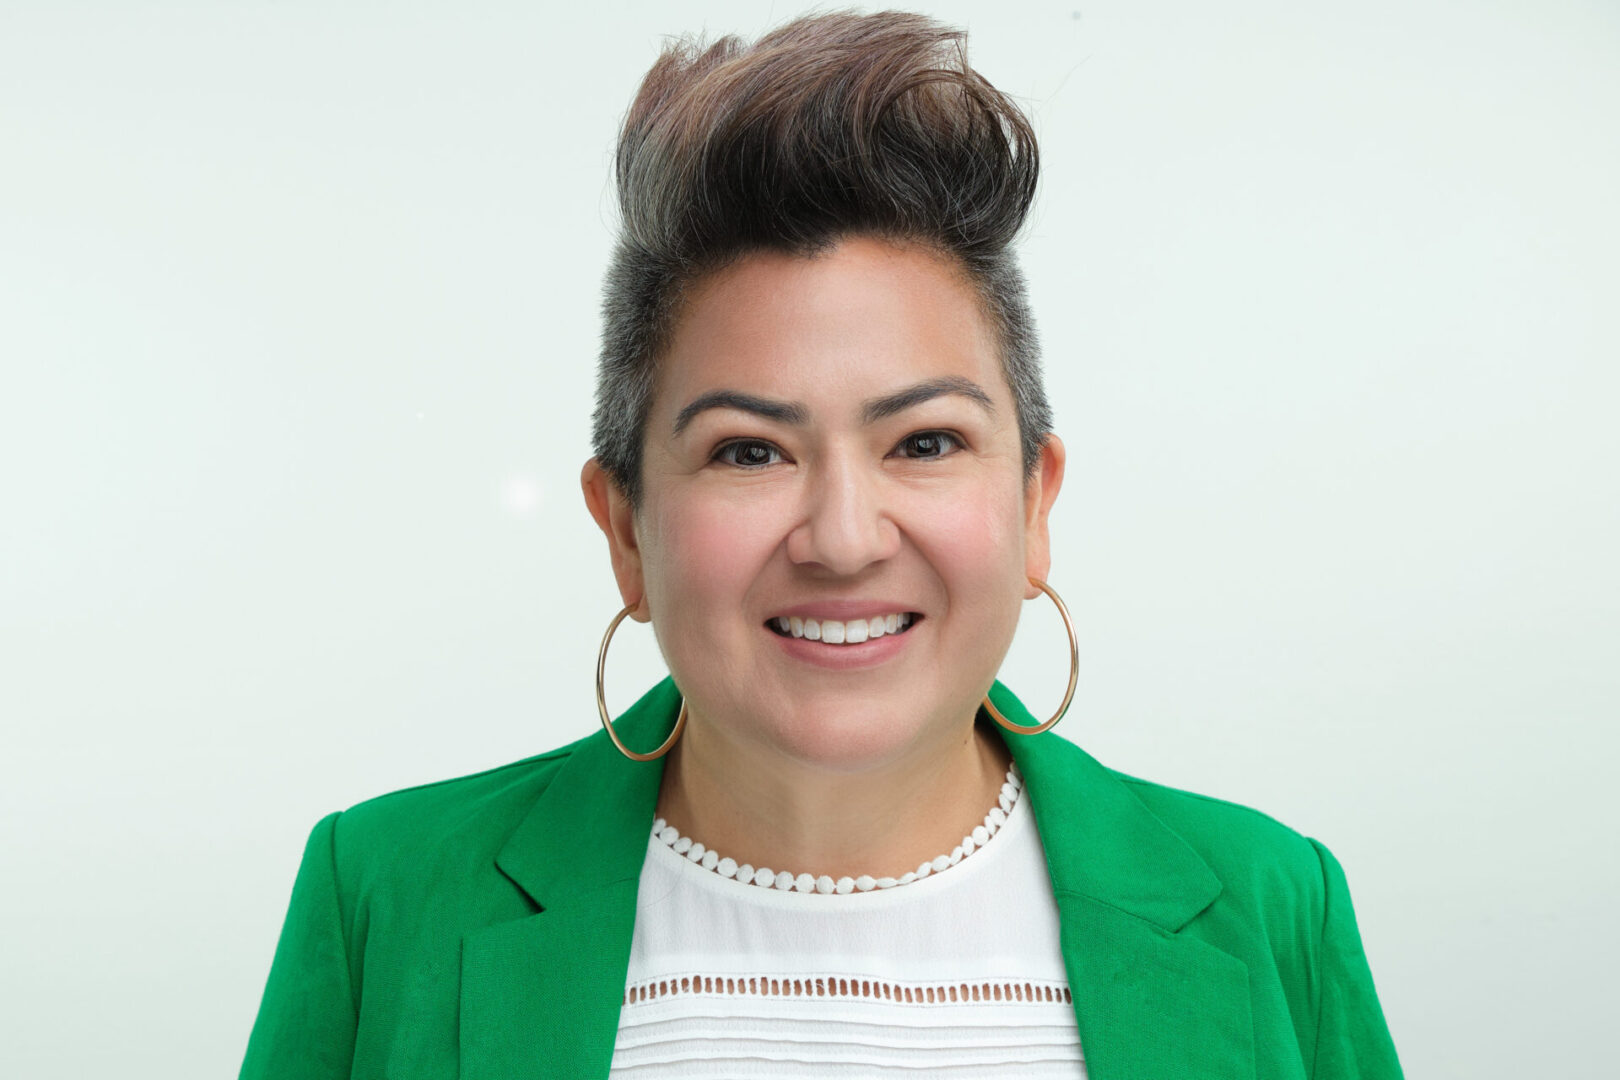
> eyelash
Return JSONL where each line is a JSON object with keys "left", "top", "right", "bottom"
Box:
{"left": 712, "top": 431, "right": 963, "bottom": 468}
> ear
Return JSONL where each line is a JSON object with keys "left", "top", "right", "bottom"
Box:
{"left": 1022, "top": 434, "right": 1067, "bottom": 600}
{"left": 581, "top": 458, "right": 650, "bottom": 622}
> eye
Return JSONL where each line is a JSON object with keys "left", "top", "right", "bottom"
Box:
{"left": 713, "top": 439, "right": 783, "bottom": 469}
{"left": 892, "top": 431, "right": 962, "bottom": 460}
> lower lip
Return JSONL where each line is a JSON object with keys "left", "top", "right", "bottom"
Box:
{"left": 768, "top": 622, "right": 917, "bottom": 670}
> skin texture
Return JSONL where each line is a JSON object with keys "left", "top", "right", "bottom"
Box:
{"left": 582, "top": 235, "right": 1065, "bottom": 880}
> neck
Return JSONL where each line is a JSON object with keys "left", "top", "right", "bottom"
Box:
{"left": 654, "top": 709, "right": 1013, "bottom": 882}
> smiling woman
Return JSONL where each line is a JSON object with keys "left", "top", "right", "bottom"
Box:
{"left": 241, "top": 9, "right": 1403, "bottom": 1080}
{"left": 587, "top": 237, "right": 1053, "bottom": 787}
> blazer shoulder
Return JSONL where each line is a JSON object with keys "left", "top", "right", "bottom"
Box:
{"left": 1105, "top": 768, "right": 1329, "bottom": 923}
{"left": 320, "top": 730, "right": 597, "bottom": 886}
{"left": 1103, "top": 770, "right": 1403, "bottom": 1074}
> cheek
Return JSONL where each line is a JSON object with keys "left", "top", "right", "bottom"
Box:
{"left": 910, "top": 480, "right": 1028, "bottom": 589}
{"left": 642, "top": 491, "right": 784, "bottom": 613}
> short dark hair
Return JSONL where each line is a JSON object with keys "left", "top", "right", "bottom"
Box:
{"left": 592, "top": 8, "right": 1050, "bottom": 507}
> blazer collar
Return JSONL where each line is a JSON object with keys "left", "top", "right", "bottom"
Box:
{"left": 988, "top": 681, "right": 1222, "bottom": 932}
{"left": 990, "top": 682, "right": 1254, "bottom": 1079}
{"left": 493, "top": 678, "right": 677, "bottom": 910}
{"left": 491, "top": 679, "right": 1224, "bottom": 926}
{"left": 462, "top": 678, "right": 1253, "bottom": 1080}
{"left": 460, "top": 680, "right": 675, "bottom": 1079}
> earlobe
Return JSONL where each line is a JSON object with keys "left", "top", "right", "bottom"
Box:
{"left": 580, "top": 458, "right": 649, "bottom": 619}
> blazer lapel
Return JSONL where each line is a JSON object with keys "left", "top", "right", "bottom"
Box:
{"left": 993, "top": 682, "right": 1257, "bottom": 1080}
{"left": 459, "top": 679, "right": 679, "bottom": 1080}
{"left": 459, "top": 678, "right": 1255, "bottom": 1079}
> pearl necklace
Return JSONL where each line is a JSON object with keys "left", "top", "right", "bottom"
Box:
{"left": 650, "top": 761, "right": 1024, "bottom": 895}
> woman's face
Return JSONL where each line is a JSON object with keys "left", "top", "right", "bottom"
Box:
{"left": 585, "top": 235, "right": 1064, "bottom": 772}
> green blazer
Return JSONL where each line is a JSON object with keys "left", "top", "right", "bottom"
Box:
{"left": 241, "top": 679, "right": 1403, "bottom": 1079}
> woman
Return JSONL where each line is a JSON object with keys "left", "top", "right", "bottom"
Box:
{"left": 241, "top": 10, "right": 1403, "bottom": 1079}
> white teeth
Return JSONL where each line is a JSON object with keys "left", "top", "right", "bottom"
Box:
{"left": 774, "top": 613, "right": 916, "bottom": 645}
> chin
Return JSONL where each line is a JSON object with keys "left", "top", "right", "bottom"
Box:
{"left": 750, "top": 701, "right": 952, "bottom": 774}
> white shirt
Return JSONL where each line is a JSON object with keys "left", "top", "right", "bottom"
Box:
{"left": 611, "top": 770, "right": 1088, "bottom": 1078}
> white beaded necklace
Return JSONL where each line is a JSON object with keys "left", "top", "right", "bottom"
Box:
{"left": 650, "top": 761, "right": 1023, "bottom": 895}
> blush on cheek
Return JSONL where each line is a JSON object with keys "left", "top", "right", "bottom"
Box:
{"left": 912, "top": 483, "right": 1027, "bottom": 576}
{"left": 644, "top": 495, "right": 783, "bottom": 609}
{"left": 679, "top": 510, "right": 774, "bottom": 584}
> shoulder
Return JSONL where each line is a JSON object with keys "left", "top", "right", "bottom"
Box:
{"left": 316, "top": 731, "right": 596, "bottom": 896}
{"left": 1090, "top": 768, "right": 1401, "bottom": 1071}
{"left": 1098, "top": 765, "right": 1334, "bottom": 940}
{"left": 1110, "top": 768, "right": 1326, "bottom": 883}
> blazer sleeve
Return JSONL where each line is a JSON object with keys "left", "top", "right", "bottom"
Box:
{"left": 240, "top": 811, "right": 359, "bottom": 1080}
{"left": 1307, "top": 838, "right": 1404, "bottom": 1079}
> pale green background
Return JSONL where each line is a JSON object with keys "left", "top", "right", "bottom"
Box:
{"left": 2, "top": 1, "right": 1616, "bottom": 1077}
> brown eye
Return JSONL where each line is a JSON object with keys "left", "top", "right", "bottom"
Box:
{"left": 895, "top": 431, "right": 960, "bottom": 459}
{"left": 716, "top": 440, "right": 782, "bottom": 468}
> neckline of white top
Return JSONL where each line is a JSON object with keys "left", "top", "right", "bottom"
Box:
{"left": 647, "top": 760, "right": 1025, "bottom": 901}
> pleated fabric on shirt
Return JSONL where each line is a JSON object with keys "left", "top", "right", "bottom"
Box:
{"left": 611, "top": 782, "right": 1087, "bottom": 1078}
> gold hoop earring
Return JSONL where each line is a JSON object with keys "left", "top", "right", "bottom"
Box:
{"left": 596, "top": 604, "right": 687, "bottom": 761}
{"left": 983, "top": 577, "right": 1079, "bottom": 736}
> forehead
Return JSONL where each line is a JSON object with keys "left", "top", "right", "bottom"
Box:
{"left": 653, "top": 236, "right": 1005, "bottom": 417}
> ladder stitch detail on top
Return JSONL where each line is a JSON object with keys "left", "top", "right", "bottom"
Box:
{"left": 622, "top": 975, "right": 1073, "bottom": 1007}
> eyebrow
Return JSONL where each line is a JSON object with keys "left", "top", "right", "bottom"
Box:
{"left": 672, "top": 390, "right": 808, "bottom": 435}
{"left": 860, "top": 376, "right": 995, "bottom": 424}
{"left": 671, "top": 376, "right": 995, "bottom": 435}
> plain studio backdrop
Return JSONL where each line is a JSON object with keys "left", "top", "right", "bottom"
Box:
{"left": 2, "top": 1, "right": 1616, "bottom": 1076}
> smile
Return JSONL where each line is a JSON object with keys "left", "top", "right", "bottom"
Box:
{"left": 765, "top": 613, "right": 920, "bottom": 645}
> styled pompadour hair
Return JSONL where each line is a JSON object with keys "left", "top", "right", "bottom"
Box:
{"left": 591, "top": 8, "right": 1050, "bottom": 506}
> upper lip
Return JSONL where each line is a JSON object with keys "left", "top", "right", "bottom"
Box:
{"left": 766, "top": 601, "right": 920, "bottom": 622}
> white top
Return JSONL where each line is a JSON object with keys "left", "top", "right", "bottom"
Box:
{"left": 610, "top": 768, "right": 1088, "bottom": 1078}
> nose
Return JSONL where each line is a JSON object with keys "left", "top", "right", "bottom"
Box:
{"left": 785, "top": 454, "right": 901, "bottom": 575}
